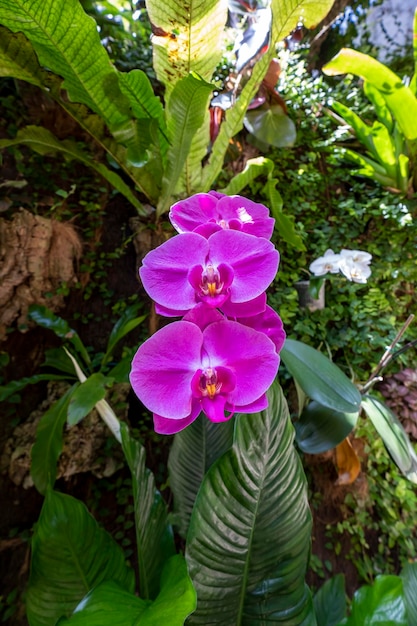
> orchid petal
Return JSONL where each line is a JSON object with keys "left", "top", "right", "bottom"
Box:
{"left": 183, "top": 303, "right": 224, "bottom": 330}
{"left": 130, "top": 321, "right": 202, "bottom": 419}
{"left": 201, "top": 395, "right": 231, "bottom": 422}
{"left": 237, "top": 305, "right": 286, "bottom": 353}
{"left": 234, "top": 393, "right": 269, "bottom": 413}
{"left": 140, "top": 233, "right": 208, "bottom": 311}
{"left": 153, "top": 401, "right": 201, "bottom": 434}
{"left": 221, "top": 292, "right": 266, "bottom": 317}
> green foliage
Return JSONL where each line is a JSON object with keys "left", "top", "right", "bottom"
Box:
{"left": 27, "top": 489, "right": 136, "bottom": 626}
{"left": 186, "top": 382, "right": 314, "bottom": 625}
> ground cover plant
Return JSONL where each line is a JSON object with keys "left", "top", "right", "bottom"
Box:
{"left": 1, "top": 0, "right": 417, "bottom": 624}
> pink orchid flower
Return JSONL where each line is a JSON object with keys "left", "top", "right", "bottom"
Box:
{"left": 169, "top": 192, "right": 275, "bottom": 239}
{"left": 130, "top": 315, "right": 279, "bottom": 434}
{"left": 139, "top": 229, "right": 279, "bottom": 317}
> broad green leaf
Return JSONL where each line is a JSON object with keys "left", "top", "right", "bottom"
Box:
{"left": 137, "top": 555, "right": 197, "bottom": 625}
{"left": 42, "top": 347, "right": 81, "bottom": 377}
{"left": 361, "top": 395, "right": 417, "bottom": 483}
{"left": 0, "top": 373, "right": 70, "bottom": 403}
{"left": 323, "top": 49, "right": 417, "bottom": 140}
{"left": 120, "top": 424, "right": 176, "bottom": 600}
{"left": 401, "top": 561, "right": 417, "bottom": 619}
{"left": 186, "top": 382, "right": 314, "bottom": 625}
{"left": 244, "top": 105, "right": 297, "bottom": 147}
{"left": 157, "top": 72, "right": 214, "bottom": 215}
{"left": 168, "top": 413, "right": 234, "bottom": 538}
{"left": 0, "top": 126, "right": 144, "bottom": 212}
{"left": 313, "top": 574, "right": 346, "bottom": 626}
{"left": 67, "top": 373, "right": 113, "bottom": 426}
{"left": 342, "top": 575, "right": 407, "bottom": 626}
{"left": 202, "top": 0, "right": 335, "bottom": 190}
{"left": 281, "top": 340, "right": 361, "bottom": 414}
{"left": 31, "top": 384, "right": 79, "bottom": 495}
{"left": 58, "top": 556, "right": 196, "bottom": 626}
{"left": 26, "top": 489, "right": 135, "bottom": 626}
{"left": 0, "top": 0, "right": 129, "bottom": 130}
{"left": 410, "top": 8, "right": 417, "bottom": 94}
{"left": 219, "top": 156, "right": 274, "bottom": 195}
{"left": 264, "top": 177, "right": 306, "bottom": 250}
{"left": 102, "top": 304, "right": 146, "bottom": 366}
{"left": 57, "top": 581, "right": 149, "bottom": 625}
{"left": 28, "top": 305, "right": 91, "bottom": 367}
{"left": 0, "top": 25, "right": 47, "bottom": 86}
{"left": 146, "top": 0, "right": 227, "bottom": 102}
{"left": 294, "top": 400, "right": 358, "bottom": 454}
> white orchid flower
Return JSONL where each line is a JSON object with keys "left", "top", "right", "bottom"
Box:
{"left": 340, "top": 249, "right": 372, "bottom": 264}
{"left": 309, "top": 249, "right": 341, "bottom": 276}
{"left": 339, "top": 257, "right": 372, "bottom": 283}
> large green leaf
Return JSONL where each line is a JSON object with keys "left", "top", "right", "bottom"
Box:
{"left": 120, "top": 424, "right": 176, "bottom": 600}
{"left": 26, "top": 489, "right": 135, "bottom": 626}
{"left": 341, "top": 576, "right": 407, "bottom": 626}
{"left": 145, "top": 0, "right": 227, "bottom": 102}
{"left": 168, "top": 413, "right": 234, "bottom": 538}
{"left": 244, "top": 105, "right": 297, "bottom": 147}
{"left": 31, "top": 384, "right": 79, "bottom": 495}
{"left": 157, "top": 72, "right": 214, "bottom": 215}
{"left": 361, "top": 395, "right": 417, "bottom": 483}
{"left": 57, "top": 556, "right": 196, "bottom": 626}
{"left": 313, "top": 574, "right": 346, "bottom": 626}
{"left": 57, "top": 581, "right": 149, "bottom": 625}
{"left": 219, "top": 156, "right": 274, "bottom": 195}
{"left": 281, "top": 340, "right": 361, "bottom": 414}
{"left": 323, "top": 48, "right": 417, "bottom": 140}
{"left": 186, "top": 382, "right": 314, "bottom": 625}
{"left": 0, "top": 126, "right": 144, "bottom": 212}
{"left": 201, "top": 0, "right": 334, "bottom": 190}
{"left": 0, "top": 0, "right": 128, "bottom": 130}
{"left": 295, "top": 400, "right": 358, "bottom": 454}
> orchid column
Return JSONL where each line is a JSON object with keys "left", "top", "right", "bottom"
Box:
{"left": 130, "top": 191, "right": 286, "bottom": 434}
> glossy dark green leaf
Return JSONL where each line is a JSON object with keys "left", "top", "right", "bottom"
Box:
{"left": 26, "top": 490, "right": 135, "bottom": 626}
{"left": 400, "top": 560, "right": 417, "bottom": 619}
{"left": 168, "top": 413, "right": 234, "bottom": 537}
{"left": 31, "top": 384, "right": 79, "bottom": 495}
{"left": 121, "top": 424, "right": 176, "bottom": 600}
{"left": 281, "top": 340, "right": 361, "bottom": 414}
{"left": 102, "top": 304, "right": 146, "bottom": 366}
{"left": 58, "top": 556, "right": 196, "bottom": 626}
{"left": 361, "top": 395, "right": 417, "bottom": 483}
{"left": 295, "top": 401, "right": 358, "bottom": 454}
{"left": 28, "top": 305, "right": 91, "bottom": 367}
{"left": 137, "top": 555, "right": 196, "bottom": 625}
{"left": 67, "top": 373, "right": 113, "bottom": 426}
{"left": 186, "top": 382, "right": 314, "bottom": 625}
{"left": 106, "top": 350, "right": 136, "bottom": 383}
{"left": 343, "top": 575, "right": 407, "bottom": 625}
{"left": 57, "top": 581, "right": 149, "bottom": 625}
{"left": 313, "top": 574, "right": 346, "bottom": 626}
{"left": 42, "top": 348, "right": 79, "bottom": 377}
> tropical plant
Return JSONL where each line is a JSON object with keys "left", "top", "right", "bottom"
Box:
{"left": 0, "top": 0, "right": 333, "bottom": 236}
{"left": 322, "top": 9, "right": 417, "bottom": 197}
